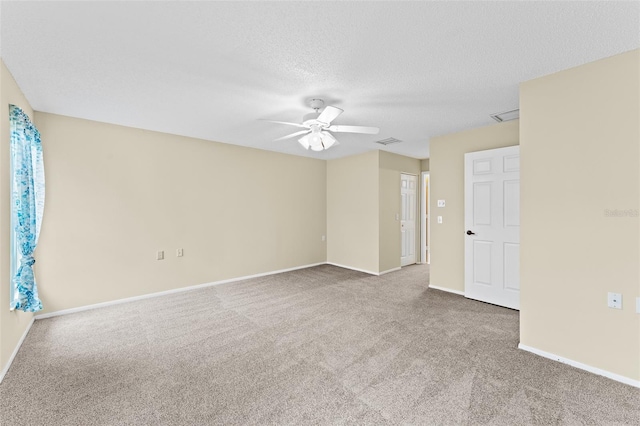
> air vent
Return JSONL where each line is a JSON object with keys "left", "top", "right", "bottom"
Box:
{"left": 375, "top": 137, "right": 402, "bottom": 146}
{"left": 490, "top": 109, "right": 519, "bottom": 122}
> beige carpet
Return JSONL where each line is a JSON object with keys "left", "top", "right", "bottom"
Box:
{"left": 1, "top": 264, "right": 638, "bottom": 425}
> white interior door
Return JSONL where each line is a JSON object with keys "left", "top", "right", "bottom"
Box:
{"left": 464, "top": 146, "right": 520, "bottom": 310}
{"left": 401, "top": 173, "right": 417, "bottom": 266}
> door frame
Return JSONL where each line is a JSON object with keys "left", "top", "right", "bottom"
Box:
{"left": 420, "top": 171, "right": 430, "bottom": 264}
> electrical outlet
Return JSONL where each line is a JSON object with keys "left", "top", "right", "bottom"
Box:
{"left": 607, "top": 292, "right": 622, "bottom": 309}
{"left": 437, "top": 200, "right": 445, "bottom": 207}
{"left": 157, "top": 250, "right": 164, "bottom": 260}
{"left": 176, "top": 248, "right": 184, "bottom": 257}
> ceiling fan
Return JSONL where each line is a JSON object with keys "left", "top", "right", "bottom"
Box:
{"left": 264, "top": 99, "right": 379, "bottom": 151}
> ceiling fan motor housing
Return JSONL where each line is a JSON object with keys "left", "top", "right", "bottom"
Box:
{"left": 302, "top": 112, "right": 322, "bottom": 126}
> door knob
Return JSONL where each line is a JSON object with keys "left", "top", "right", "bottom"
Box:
{"left": 466, "top": 230, "right": 475, "bottom": 235}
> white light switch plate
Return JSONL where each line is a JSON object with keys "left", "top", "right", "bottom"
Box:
{"left": 636, "top": 297, "right": 640, "bottom": 314}
{"left": 607, "top": 292, "right": 622, "bottom": 309}
{"left": 437, "top": 216, "right": 443, "bottom": 224}
{"left": 437, "top": 200, "right": 445, "bottom": 207}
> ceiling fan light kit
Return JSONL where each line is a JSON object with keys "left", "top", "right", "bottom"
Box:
{"left": 265, "top": 98, "right": 380, "bottom": 151}
{"left": 299, "top": 129, "right": 338, "bottom": 151}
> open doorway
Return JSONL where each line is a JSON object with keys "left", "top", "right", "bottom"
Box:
{"left": 421, "top": 172, "right": 430, "bottom": 264}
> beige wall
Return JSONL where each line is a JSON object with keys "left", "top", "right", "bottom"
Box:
{"left": 429, "top": 120, "right": 519, "bottom": 292}
{"left": 520, "top": 50, "right": 639, "bottom": 381}
{"left": 327, "top": 150, "right": 379, "bottom": 273}
{"left": 379, "top": 151, "right": 421, "bottom": 272}
{"left": 0, "top": 60, "right": 35, "bottom": 375}
{"left": 34, "top": 113, "right": 327, "bottom": 313}
{"left": 327, "top": 150, "right": 421, "bottom": 274}
{"left": 421, "top": 158, "right": 430, "bottom": 171}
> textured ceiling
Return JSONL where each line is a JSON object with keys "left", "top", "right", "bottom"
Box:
{"left": 1, "top": 1, "right": 638, "bottom": 160}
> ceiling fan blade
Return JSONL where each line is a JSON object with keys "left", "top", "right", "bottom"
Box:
{"left": 317, "top": 106, "right": 343, "bottom": 125}
{"left": 274, "top": 130, "right": 310, "bottom": 141}
{"left": 260, "top": 119, "right": 307, "bottom": 129}
{"left": 328, "top": 125, "right": 380, "bottom": 135}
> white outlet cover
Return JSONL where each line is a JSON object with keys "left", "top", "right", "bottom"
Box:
{"left": 437, "top": 200, "right": 446, "bottom": 207}
{"left": 607, "top": 292, "right": 622, "bottom": 309}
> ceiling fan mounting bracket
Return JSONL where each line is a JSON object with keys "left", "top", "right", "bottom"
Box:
{"left": 308, "top": 98, "right": 325, "bottom": 112}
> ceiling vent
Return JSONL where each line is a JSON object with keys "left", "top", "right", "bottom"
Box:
{"left": 375, "top": 137, "right": 402, "bottom": 146}
{"left": 490, "top": 108, "right": 520, "bottom": 122}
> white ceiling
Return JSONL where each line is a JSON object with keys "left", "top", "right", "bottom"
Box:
{"left": 1, "top": 1, "right": 638, "bottom": 160}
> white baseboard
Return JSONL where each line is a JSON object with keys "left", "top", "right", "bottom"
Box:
{"left": 0, "top": 316, "right": 35, "bottom": 384}
{"left": 35, "top": 262, "right": 326, "bottom": 320}
{"left": 326, "top": 263, "right": 402, "bottom": 276}
{"left": 379, "top": 267, "right": 401, "bottom": 276}
{"left": 37, "top": 262, "right": 407, "bottom": 321}
{"left": 429, "top": 284, "right": 465, "bottom": 296}
{"left": 326, "top": 262, "right": 379, "bottom": 276}
{"left": 518, "top": 343, "right": 640, "bottom": 388}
